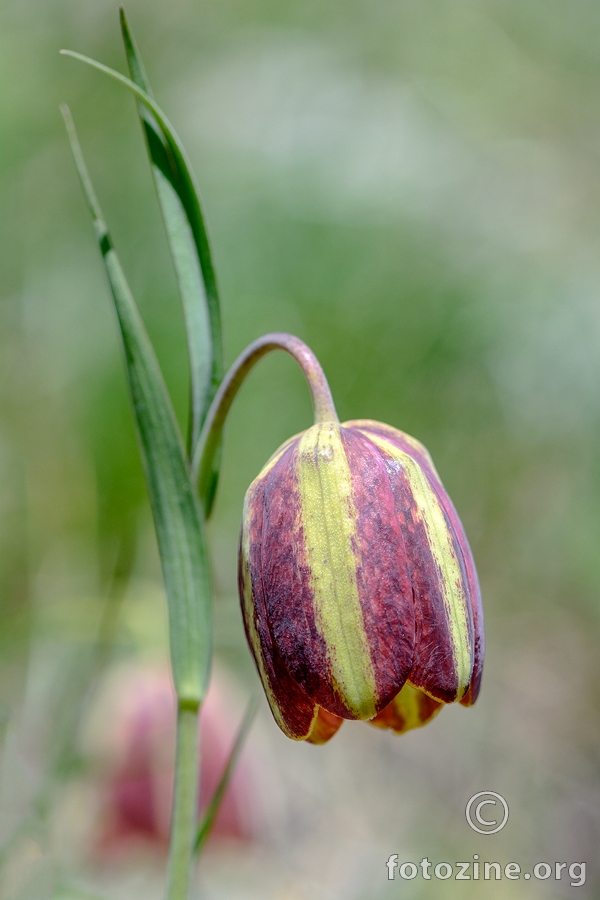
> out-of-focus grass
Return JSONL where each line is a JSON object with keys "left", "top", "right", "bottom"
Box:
{"left": 1, "top": 1, "right": 600, "bottom": 898}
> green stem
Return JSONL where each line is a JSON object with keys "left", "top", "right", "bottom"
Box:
{"left": 191, "top": 332, "right": 338, "bottom": 514}
{"left": 166, "top": 702, "right": 200, "bottom": 900}
{"left": 194, "top": 696, "right": 257, "bottom": 855}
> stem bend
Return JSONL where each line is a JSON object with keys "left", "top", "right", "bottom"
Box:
{"left": 192, "top": 332, "right": 338, "bottom": 514}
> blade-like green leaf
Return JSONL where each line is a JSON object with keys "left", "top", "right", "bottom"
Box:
{"left": 118, "top": 8, "right": 221, "bottom": 458}
{"left": 194, "top": 696, "right": 258, "bottom": 856}
{"left": 60, "top": 46, "right": 223, "bottom": 461}
{"left": 62, "top": 105, "right": 211, "bottom": 704}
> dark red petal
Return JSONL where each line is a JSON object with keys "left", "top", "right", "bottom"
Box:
{"left": 339, "top": 427, "right": 415, "bottom": 707}
{"left": 239, "top": 459, "right": 319, "bottom": 740}
{"left": 345, "top": 419, "right": 483, "bottom": 705}
{"left": 349, "top": 423, "right": 475, "bottom": 703}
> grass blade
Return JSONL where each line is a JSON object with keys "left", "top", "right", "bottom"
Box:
{"left": 118, "top": 8, "right": 221, "bottom": 457}
{"left": 62, "top": 105, "right": 211, "bottom": 704}
{"left": 61, "top": 44, "right": 223, "bottom": 460}
{"left": 194, "top": 696, "right": 258, "bottom": 856}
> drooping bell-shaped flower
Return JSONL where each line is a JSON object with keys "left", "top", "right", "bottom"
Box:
{"left": 197, "top": 334, "right": 481, "bottom": 745}
{"left": 238, "top": 414, "right": 483, "bottom": 744}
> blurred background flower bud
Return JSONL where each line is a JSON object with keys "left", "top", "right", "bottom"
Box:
{"left": 82, "top": 662, "right": 260, "bottom": 859}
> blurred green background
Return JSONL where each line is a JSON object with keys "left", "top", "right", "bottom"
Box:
{"left": 1, "top": 0, "right": 600, "bottom": 898}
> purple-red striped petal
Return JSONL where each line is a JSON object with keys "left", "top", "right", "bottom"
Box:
{"left": 238, "top": 418, "right": 483, "bottom": 742}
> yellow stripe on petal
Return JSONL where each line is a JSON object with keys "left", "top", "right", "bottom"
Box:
{"left": 297, "top": 423, "right": 378, "bottom": 718}
{"left": 367, "top": 434, "right": 472, "bottom": 699}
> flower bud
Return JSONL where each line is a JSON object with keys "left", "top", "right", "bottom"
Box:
{"left": 238, "top": 419, "right": 483, "bottom": 743}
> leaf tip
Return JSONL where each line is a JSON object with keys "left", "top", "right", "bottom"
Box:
{"left": 59, "top": 102, "right": 74, "bottom": 132}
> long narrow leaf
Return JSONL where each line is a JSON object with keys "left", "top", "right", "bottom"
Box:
{"left": 194, "top": 696, "right": 257, "bottom": 855}
{"left": 62, "top": 105, "right": 211, "bottom": 704}
{"left": 119, "top": 8, "right": 220, "bottom": 456}
{"left": 60, "top": 46, "right": 223, "bottom": 459}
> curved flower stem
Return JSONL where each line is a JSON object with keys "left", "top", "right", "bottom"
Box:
{"left": 166, "top": 701, "right": 200, "bottom": 900}
{"left": 192, "top": 332, "right": 338, "bottom": 514}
